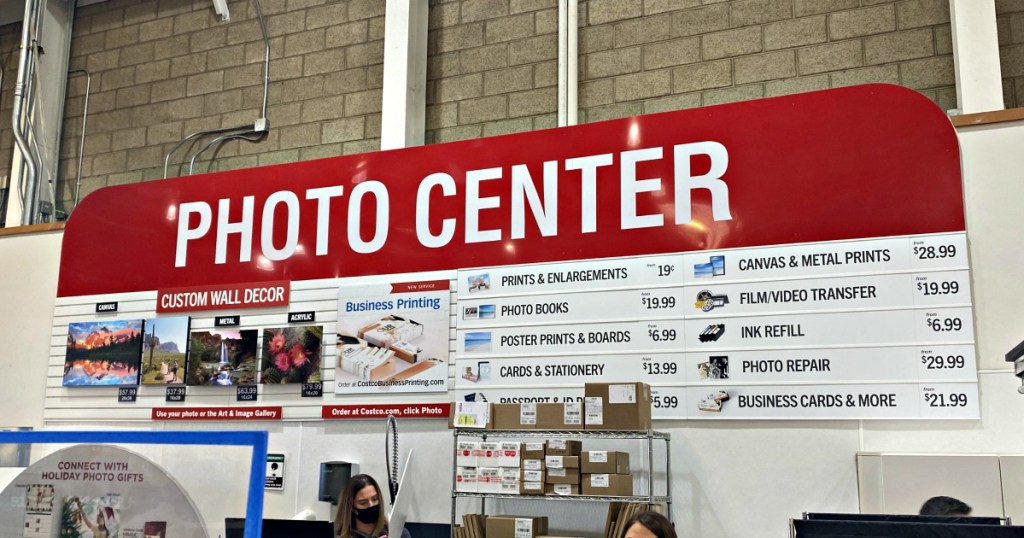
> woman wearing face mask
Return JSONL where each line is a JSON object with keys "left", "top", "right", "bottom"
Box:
{"left": 334, "top": 474, "right": 412, "bottom": 538}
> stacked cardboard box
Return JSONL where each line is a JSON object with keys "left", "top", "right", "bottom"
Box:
{"left": 486, "top": 516, "right": 548, "bottom": 538}
{"left": 584, "top": 383, "right": 652, "bottom": 430}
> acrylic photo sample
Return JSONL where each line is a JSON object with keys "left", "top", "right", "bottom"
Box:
{"left": 63, "top": 320, "right": 143, "bottom": 386}
{"left": 140, "top": 316, "right": 191, "bottom": 385}
{"left": 60, "top": 494, "right": 121, "bottom": 538}
{"left": 186, "top": 329, "right": 258, "bottom": 386}
{"left": 260, "top": 325, "right": 323, "bottom": 384}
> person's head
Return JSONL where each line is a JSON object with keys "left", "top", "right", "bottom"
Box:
{"left": 621, "top": 511, "right": 676, "bottom": 538}
{"left": 334, "top": 474, "right": 387, "bottom": 538}
{"left": 919, "top": 496, "right": 972, "bottom": 516}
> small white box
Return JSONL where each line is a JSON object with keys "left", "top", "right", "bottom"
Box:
{"left": 478, "top": 467, "right": 501, "bottom": 494}
{"left": 456, "top": 467, "right": 478, "bottom": 493}
{"left": 457, "top": 441, "right": 479, "bottom": 467}
{"left": 498, "top": 441, "right": 521, "bottom": 467}
{"left": 479, "top": 441, "right": 501, "bottom": 467}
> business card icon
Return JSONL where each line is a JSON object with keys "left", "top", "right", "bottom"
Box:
{"left": 693, "top": 255, "right": 726, "bottom": 278}
{"left": 694, "top": 290, "right": 729, "bottom": 312}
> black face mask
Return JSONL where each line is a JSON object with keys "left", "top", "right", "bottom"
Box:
{"left": 354, "top": 503, "right": 380, "bottom": 525}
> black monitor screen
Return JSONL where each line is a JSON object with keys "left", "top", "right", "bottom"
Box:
{"left": 224, "top": 517, "right": 334, "bottom": 538}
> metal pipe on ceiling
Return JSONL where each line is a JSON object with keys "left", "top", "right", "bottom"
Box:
{"left": 67, "top": 69, "right": 90, "bottom": 210}
{"left": 165, "top": 0, "right": 271, "bottom": 179}
{"left": 11, "top": 0, "right": 40, "bottom": 225}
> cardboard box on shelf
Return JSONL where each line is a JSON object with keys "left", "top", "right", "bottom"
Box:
{"left": 486, "top": 516, "right": 549, "bottom": 538}
{"left": 522, "top": 441, "right": 545, "bottom": 460}
{"left": 499, "top": 480, "right": 521, "bottom": 495}
{"left": 544, "top": 455, "right": 579, "bottom": 470}
{"left": 521, "top": 469, "right": 545, "bottom": 483}
{"left": 478, "top": 442, "right": 502, "bottom": 467}
{"left": 544, "top": 467, "right": 580, "bottom": 484}
{"left": 536, "top": 402, "right": 583, "bottom": 430}
{"left": 456, "top": 441, "right": 480, "bottom": 467}
{"left": 498, "top": 441, "right": 521, "bottom": 467}
{"left": 582, "top": 473, "right": 633, "bottom": 496}
{"left": 545, "top": 439, "right": 582, "bottom": 457}
{"left": 478, "top": 467, "right": 501, "bottom": 494}
{"left": 584, "top": 382, "right": 652, "bottom": 430}
{"left": 455, "top": 467, "right": 478, "bottom": 493}
{"left": 544, "top": 484, "right": 580, "bottom": 496}
{"left": 492, "top": 403, "right": 537, "bottom": 430}
{"left": 581, "top": 451, "right": 630, "bottom": 474}
{"left": 449, "top": 401, "right": 492, "bottom": 429}
{"left": 522, "top": 481, "right": 545, "bottom": 495}
{"left": 522, "top": 458, "right": 545, "bottom": 471}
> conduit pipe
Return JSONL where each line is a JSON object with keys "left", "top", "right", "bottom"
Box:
{"left": 11, "top": 0, "right": 42, "bottom": 225}
{"left": 557, "top": 0, "right": 578, "bottom": 127}
{"left": 67, "top": 69, "right": 91, "bottom": 209}
{"left": 165, "top": 0, "right": 271, "bottom": 178}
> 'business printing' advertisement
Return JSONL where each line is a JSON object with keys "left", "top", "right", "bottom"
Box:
{"left": 335, "top": 281, "right": 450, "bottom": 394}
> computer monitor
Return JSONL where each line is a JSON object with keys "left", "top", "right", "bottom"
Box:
{"left": 225, "top": 517, "right": 334, "bottom": 538}
{"left": 388, "top": 449, "right": 414, "bottom": 538}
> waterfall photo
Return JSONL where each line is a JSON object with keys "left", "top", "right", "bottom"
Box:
{"left": 185, "top": 328, "right": 258, "bottom": 386}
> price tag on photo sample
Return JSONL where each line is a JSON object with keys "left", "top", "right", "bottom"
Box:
{"left": 117, "top": 387, "right": 137, "bottom": 403}
{"left": 165, "top": 386, "right": 186, "bottom": 402}
{"left": 302, "top": 382, "right": 323, "bottom": 397}
{"left": 237, "top": 384, "right": 258, "bottom": 401}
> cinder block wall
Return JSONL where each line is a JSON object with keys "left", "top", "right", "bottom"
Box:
{"left": 57, "top": 0, "right": 386, "bottom": 212}
{"left": 36, "top": 0, "right": 1024, "bottom": 216}
{"left": 425, "top": 0, "right": 560, "bottom": 144}
{"left": 577, "top": 0, "right": 959, "bottom": 122}
{"left": 997, "top": 1, "right": 1024, "bottom": 108}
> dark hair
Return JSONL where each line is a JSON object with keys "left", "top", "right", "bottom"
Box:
{"left": 621, "top": 511, "right": 676, "bottom": 538}
{"left": 334, "top": 474, "right": 387, "bottom": 538}
{"left": 919, "top": 496, "right": 972, "bottom": 516}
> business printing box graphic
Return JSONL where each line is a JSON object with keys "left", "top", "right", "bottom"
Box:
{"left": 335, "top": 281, "right": 450, "bottom": 394}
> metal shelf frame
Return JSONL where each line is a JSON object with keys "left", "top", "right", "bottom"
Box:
{"left": 450, "top": 428, "right": 673, "bottom": 537}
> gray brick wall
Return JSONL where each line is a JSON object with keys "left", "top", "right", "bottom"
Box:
{"left": 2, "top": 0, "right": 1021, "bottom": 218}
{"left": 578, "top": 0, "right": 962, "bottom": 122}
{"left": 56, "top": 0, "right": 385, "bottom": 213}
{"left": 425, "top": 0, "right": 559, "bottom": 144}
{"left": 997, "top": 1, "right": 1024, "bottom": 108}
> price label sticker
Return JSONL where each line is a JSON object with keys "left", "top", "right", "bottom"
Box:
{"left": 912, "top": 271, "right": 970, "bottom": 306}
{"left": 236, "top": 384, "right": 258, "bottom": 402}
{"left": 920, "top": 384, "right": 979, "bottom": 418}
{"left": 165, "top": 386, "right": 186, "bottom": 402}
{"left": 117, "top": 387, "right": 137, "bottom": 403}
{"left": 301, "top": 382, "right": 323, "bottom": 397}
{"left": 916, "top": 308, "right": 974, "bottom": 342}
{"left": 909, "top": 234, "right": 967, "bottom": 269}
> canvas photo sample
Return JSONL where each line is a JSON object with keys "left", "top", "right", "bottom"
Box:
{"left": 186, "top": 328, "right": 258, "bottom": 386}
{"left": 140, "top": 316, "right": 191, "bottom": 385}
{"left": 260, "top": 325, "right": 323, "bottom": 384}
{"left": 60, "top": 494, "right": 121, "bottom": 538}
{"left": 63, "top": 320, "right": 143, "bottom": 386}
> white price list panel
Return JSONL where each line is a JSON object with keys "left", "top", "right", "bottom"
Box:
{"left": 684, "top": 307, "right": 974, "bottom": 350}
{"left": 454, "top": 233, "right": 979, "bottom": 420}
{"left": 686, "top": 383, "right": 978, "bottom": 419}
{"left": 458, "top": 287, "right": 685, "bottom": 327}
{"left": 454, "top": 353, "right": 685, "bottom": 389}
{"left": 452, "top": 385, "right": 690, "bottom": 420}
{"left": 457, "top": 255, "right": 684, "bottom": 298}
{"left": 456, "top": 319, "right": 685, "bottom": 357}
{"left": 685, "top": 344, "right": 977, "bottom": 385}
{"left": 685, "top": 271, "right": 971, "bottom": 317}
{"left": 681, "top": 233, "right": 967, "bottom": 282}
